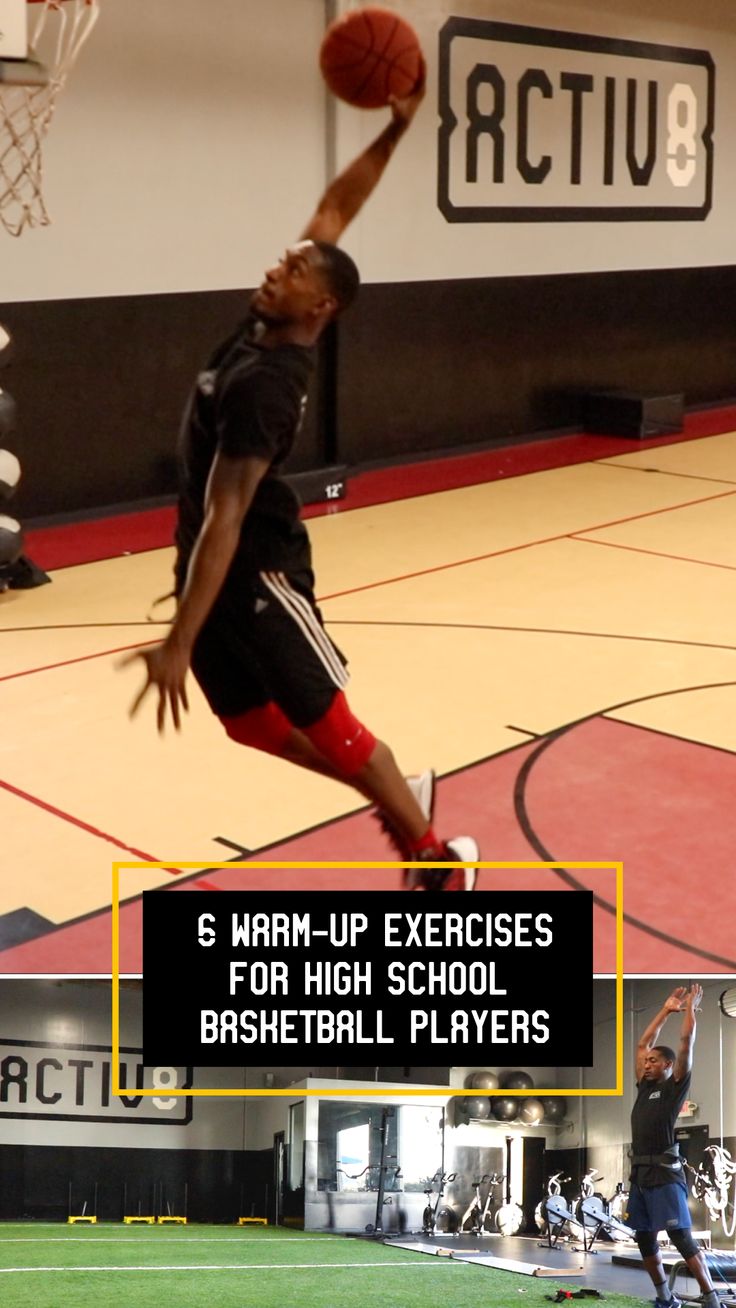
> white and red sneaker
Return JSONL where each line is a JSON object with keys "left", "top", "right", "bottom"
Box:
{"left": 374, "top": 769, "right": 436, "bottom": 864}
{"left": 406, "top": 837, "right": 479, "bottom": 891}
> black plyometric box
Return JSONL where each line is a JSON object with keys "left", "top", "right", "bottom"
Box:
{"left": 584, "top": 390, "right": 684, "bottom": 438}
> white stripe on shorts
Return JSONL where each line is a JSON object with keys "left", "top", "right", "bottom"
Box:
{"left": 260, "top": 571, "right": 349, "bottom": 690}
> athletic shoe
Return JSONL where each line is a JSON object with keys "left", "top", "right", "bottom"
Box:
{"left": 652, "top": 1294, "right": 682, "bottom": 1308}
{"left": 408, "top": 769, "right": 436, "bottom": 826}
{"left": 410, "top": 836, "right": 479, "bottom": 891}
{"left": 374, "top": 768, "right": 436, "bottom": 861}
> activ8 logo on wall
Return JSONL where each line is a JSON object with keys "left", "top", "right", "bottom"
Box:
{"left": 438, "top": 17, "right": 714, "bottom": 221}
{"left": 0, "top": 1039, "right": 193, "bottom": 1125}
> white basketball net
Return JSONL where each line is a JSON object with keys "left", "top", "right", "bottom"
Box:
{"left": 0, "top": 0, "right": 99, "bottom": 236}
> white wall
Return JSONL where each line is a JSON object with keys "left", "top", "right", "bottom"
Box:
{"left": 2, "top": 0, "right": 328, "bottom": 301}
{"left": 334, "top": 0, "right": 736, "bottom": 280}
{"left": 4, "top": 0, "right": 736, "bottom": 304}
{"left": 0, "top": 979, "right": 253, "bottom": 1150}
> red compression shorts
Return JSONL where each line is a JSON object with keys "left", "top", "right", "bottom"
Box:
{"left": 221, "top": 691, "right": 376, "bottom": 777}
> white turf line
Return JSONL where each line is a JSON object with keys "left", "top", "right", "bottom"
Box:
{"left": 0, "top": 1262, "right": 466, "bottom": 1274}
{"left": 0, "top": 1237, "right": 347, "bottom": 1244}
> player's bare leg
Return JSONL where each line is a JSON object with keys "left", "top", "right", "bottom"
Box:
{"left": 642, "top": 1248, "right": 716, "bottom": 1307}
{"left": 278, "top": 728, "right": 430, "bottom": 834}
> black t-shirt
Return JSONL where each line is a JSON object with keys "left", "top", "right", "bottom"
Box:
{"left": 630, "top": 1070, "right": 691, "bottom": 1188}
{"left": 174, "top": 311, "right": 315, "bottom": 594}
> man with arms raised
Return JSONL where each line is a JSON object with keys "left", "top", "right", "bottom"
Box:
{"left": 630, "top": 984, "right": 717, "bottom": 1307}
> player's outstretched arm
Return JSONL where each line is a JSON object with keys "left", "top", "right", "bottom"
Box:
{"left": 674, "top": 983, "right": 703, "bottom": 1081}
{"left": 635, "top": 986, "right": 687, "bottom": 1080}
{"left": 301, "top": 59, "right": 426, "bottom": 245}
{"left": 121, "top": 452, "right": 268, "bottom": 732}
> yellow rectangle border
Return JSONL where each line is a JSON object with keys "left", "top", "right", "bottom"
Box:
{"left": 112, "top": 860, "right": 623, "bottom": 1099}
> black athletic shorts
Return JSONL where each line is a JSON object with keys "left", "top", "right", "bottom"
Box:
{"left": 191, "top": 567, "right": 349, "bottom": 726}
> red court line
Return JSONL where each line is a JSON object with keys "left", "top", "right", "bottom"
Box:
{"left": 319, "top": 485, "right": 736, "bottom": 601}
{"left": 0, "top": 640, "right": 157, "bottom": 685}
{"left": 0, "top": 777, "right": 159, "bottom": 864}
{"left": 571, "top": 535, "right": 736, "bottom": 573}
{"left": 6, "top": 482, "right": 736, "bottom": 683}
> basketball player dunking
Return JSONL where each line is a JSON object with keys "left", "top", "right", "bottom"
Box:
{"left": 124, "top": 64, "right": 479, "bottom": 890}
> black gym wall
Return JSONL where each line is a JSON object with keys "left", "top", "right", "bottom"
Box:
{"left": 5, "top": 261, "right": 736, "bottom": 521}
{"left": 0, "top": 1142, "right": 272, "bottom": 1225}
{"left": 1, "top": 263, "right": 731, "bottom": 521}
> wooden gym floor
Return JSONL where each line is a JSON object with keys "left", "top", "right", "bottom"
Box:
{"left": 2, "top": 410, "right": 736, "bottom": 976}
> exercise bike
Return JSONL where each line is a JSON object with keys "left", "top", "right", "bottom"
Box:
{"left": 422, "top": 1171, "right": 457, "bottom": 1236}
{"left": 459, "top": 1172, "right": 505, "bottom": 1235}
{"left": 608, "top": 1181, "right": 630, "bottom": 1225}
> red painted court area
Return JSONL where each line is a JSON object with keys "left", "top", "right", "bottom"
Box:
{"left": 2, "top": 711, "right": 732, "bottom": 975}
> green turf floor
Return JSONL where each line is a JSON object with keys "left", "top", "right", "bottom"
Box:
{"left": 0, "top": 1223, "right": 647, "bottom": 1308}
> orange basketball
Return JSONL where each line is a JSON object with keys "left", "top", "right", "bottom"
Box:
{"left": 319, "top": 7, "right": 423, "bottom": 109}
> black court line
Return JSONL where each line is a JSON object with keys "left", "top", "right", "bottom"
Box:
{"left": 158, "top": 743, "right": 539, "bottom": 894}
{"left": 505, "top": 725, "right": 540, "bottom": 738}
{"left": 5, "top": 481, "right": 736, "bottom": 684}
{"left": 512, "top": 678, "right": 736, "bottom": 971}
{"left": 596, "top": 462, "right": 736, "bottom": 487}
{"left": 329, "top": 618, "right": 736, "bottom": 656}
{"left": 212, "top": 836, "right": 254, "bottom": 857}
{"left": 596, "top": 712, "right": 736, "bottom": 763}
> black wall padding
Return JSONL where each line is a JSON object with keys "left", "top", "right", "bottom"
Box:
{"left": 2, "top": 264, "right": 735, "bottom": 521}
{"left": 337, "top": 264, "right": 736, "bottom": 463}
{"left": 0, "top": 291, "right": 323, "bottom": 521}
{"left": 0, "top": 1143, "right": 272, "bottom": 1223}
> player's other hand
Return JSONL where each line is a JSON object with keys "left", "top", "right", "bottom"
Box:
{"left": 687, "top": 983, "right": 704, "bottom": 1013}
{"left": 119, "top": 635, "right": 191, "bottom": 733}
{"left": 664, "top": 986, "right": 688, "bottom": 1013}
{"left": 389, "top": 53, "right": 426, "bottom": 128}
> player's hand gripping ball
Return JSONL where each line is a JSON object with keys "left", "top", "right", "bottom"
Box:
{"left": 319, "top": 6, "right": 423, "bottom": 108}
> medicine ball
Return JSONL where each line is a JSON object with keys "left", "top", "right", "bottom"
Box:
{"left": 469, "top": 1070, "right": 500, "bottom": 1091}
{"left": 0, "top": 323, "right": 12, "bottom": 369}
{"left": 0, "top": 514, "right": 23, "bottom": 566}
{"left": 501, "top": 1070, "right": 535, "bottom": 1091}
{"left": 491, "top": 1096, "right": 519, "bottom": 1122}
{"left": 519, "top": 1098, "right": 545, "bottom": 1125}
{"left": 0, "top": 449, "right": 20, "bottom": 500}
{"left": 541, "top": 1096, "right": 567, "bottom": 1123}
{"left": 461, "top": 1095, "right": 490, "bottom": 1120}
